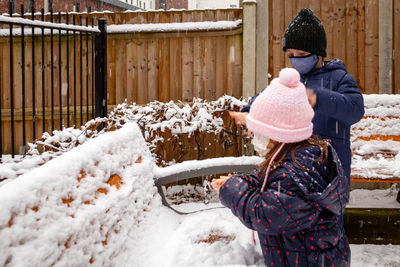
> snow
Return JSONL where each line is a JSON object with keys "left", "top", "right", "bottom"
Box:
{"left": 188, "top": 0, "right": 240, "bottom": 9}
{"left": 351, "top": 94, "right": 400, "bottom": 179}
{"left": 243, "top": 0, "right": 257, "bottom": 3}
{"left": 154, "top": 156, "right": 262, "bottom": 178}
{"left": 347, "top": 187, "right": 400, "bottom": 209}
{"left": 107, "top": 20, "right": 242, "bottom": 33}
{"left": 116, "top": 201, "right": 400, "bottom": 267}
{"left": 0, "top": 15, "right": 99, "bottom": 36}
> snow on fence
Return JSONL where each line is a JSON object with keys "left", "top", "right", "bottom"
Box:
{"left": 0, "top": 123, "right": 159, "bottom": 266}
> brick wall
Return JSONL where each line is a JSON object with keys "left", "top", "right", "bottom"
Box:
{"left": 154, "top": 0, "right": 187, "bottom": 10}
{"left": 0, "top": 0, "right": 125, "bottom": 14}
{"left": 167, "top": 0, "right": 187, "bottom": 9}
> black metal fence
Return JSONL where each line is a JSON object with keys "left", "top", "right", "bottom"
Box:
{"left": 0, "top": 1, "right": 107, "bottom": 159}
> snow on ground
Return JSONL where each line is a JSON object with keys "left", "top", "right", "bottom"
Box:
{"left": 116, "top": 201, "right": 400, "bottom": 267}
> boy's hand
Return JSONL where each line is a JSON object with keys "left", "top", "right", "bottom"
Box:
{"left": 306, "top": 88, "right": 317, "bottom": 107}
{"left": 229, "top": 111, "right": 248, "bottom": 126}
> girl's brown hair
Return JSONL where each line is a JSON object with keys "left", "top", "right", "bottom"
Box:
{"left": 259, "top": 135, "right": 330, "bottom": 178}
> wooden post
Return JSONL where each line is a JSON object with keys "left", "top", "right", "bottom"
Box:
{"left": 256, "top": 0, "right": 268, "bottom": 93}
{"left": 379, "top": 0, "right": 393, "bottom": 94}
{"left": 242, "top": 0, "right": 257, "bottom": 99}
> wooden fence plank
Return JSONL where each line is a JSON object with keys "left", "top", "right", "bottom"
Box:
{"left": 364, "top": 0, "right": 379, "bottom": 94}
{"left": 357, "top": 0, "right": 366, "bottom": 93}
{"left": 345, "top": 0, "right": 359, "bottom": 80}
{"left": 321, "top": 0, "right": 334, "bottom": 59}
{"left": 115, "top": 39, "right": 126, "bottom": 105}
{"left": 126, "top": 39, "right": 138, "bottom": 103}
{"left": 309, "top": 0, "right": 322, "bottom": 18}
{"left": 395, "top": 0, "right": 400, "bottom": 94}
{"left": 378, "top": 0, "right": 393, "bottom": 94}
{"left": 332, "top": 0, "right": 346, "bottom": 60}
{"left": 137, "top": 39, "right": 149, "bottom": 104}
{"left": 107, "top": 39, "right": 116, "bottom": 107}
{"left": 202, "top": 37, "right": 216, "bottom": 100}
{"left": 215, "top": 36, "right": 227, "bottom": 99}
{"left": 193, "top": 37, "right": 202, "bottom": 98}
{"left": 182, "top": 37, "right": 194, "bottom": 101}
{"left": 232, "top": 35, "right": 242, "bottom": 98}
{"left": 147, "top": 39, "right": 159, "bottom": 102}
{"left": 169, "top": 38, "right": 182, "bottom": 101}
{"left": 226, "top": 36, "right": 234, "bottom": 97}
{"left": 283, "top": 0, "right": 295, "bottom": 69}
{"left": 273, "top": 0, "right": 286, "bottom": 78}
{"left": 158, "top": 38, "right": 170, "bottom": 102}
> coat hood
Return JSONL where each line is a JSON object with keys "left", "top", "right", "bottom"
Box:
{"left": 281, "top": 143, "right": 349, "bottom": 215}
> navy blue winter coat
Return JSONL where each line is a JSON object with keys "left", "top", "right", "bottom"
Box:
{"left": 241, "top": 60, "right": 365, "bottom": 179}
{"left": 220, "top": 144, "right": 351, "bottom": 267}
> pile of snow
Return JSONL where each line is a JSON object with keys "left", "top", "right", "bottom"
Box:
{"left": 0, "top": 123, "right": 160, "bottom": 266}
{"left": 351, "top": 94, "right": 400, "bottom": 179}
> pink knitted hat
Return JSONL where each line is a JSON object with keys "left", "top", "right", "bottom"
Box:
{"left": 246, "top": 68, "right": 314, "bottom": 143}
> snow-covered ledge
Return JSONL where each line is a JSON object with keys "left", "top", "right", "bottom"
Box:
{"left": 107, "top": 20, "right": 242, "bottom": 34}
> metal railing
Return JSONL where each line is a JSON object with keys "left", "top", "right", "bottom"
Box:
{"left": 0, "top": 0, "right": 107, "bottom": 159}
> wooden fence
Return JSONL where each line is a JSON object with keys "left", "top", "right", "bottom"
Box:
{"left": 99, "top": 9, "right": 244, "bottom": 105}
{"left": 268, "top": 0, "right": 399, "bottom": 95}
{"left": 0, "top": 9, "right": 243, "bottom": 154}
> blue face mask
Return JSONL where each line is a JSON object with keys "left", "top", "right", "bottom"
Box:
{"left": 289, "top": 54, "right": 319, "bottom": 75}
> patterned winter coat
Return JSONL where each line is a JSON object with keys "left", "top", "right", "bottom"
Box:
{"left": 241, "top": 59, "right": 365, "bottom": 179}
{"left": 220, "top": 144, "right": 351, "bottom": 267}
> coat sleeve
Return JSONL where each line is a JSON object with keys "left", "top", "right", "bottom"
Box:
{"left": 313, "top": 72, "right": 365, "bottom": 125}
{"left": 219, "top": 171, "right": 320, "bottom": 235}
{"left": 240, "top": 93, "right": 260, "bottom": 112}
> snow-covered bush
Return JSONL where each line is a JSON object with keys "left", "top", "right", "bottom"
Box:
{"left": 1, "top": 96, "right": 251, "bottom": 183}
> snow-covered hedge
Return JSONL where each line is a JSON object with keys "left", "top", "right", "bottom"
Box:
{"left": 0, "top": 123, "right": 159, "bottom": 266}
{"left": 1, "top": 96, "right": 251, "bottom": 183}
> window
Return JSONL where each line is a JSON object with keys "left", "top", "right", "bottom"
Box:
{"left": 144, "top": 2, "right": 146, "bottom": 9}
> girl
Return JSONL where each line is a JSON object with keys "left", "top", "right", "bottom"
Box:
{"left": 212, "top": 68, "right": 351, "bottom": 267}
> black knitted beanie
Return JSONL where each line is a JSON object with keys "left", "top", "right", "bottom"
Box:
{"left": 282, "top": 8, "right": 327, "bottom": 57}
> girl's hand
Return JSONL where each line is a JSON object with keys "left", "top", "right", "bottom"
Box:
{"left": 211, "top": 174, "right": 232, "bottom": 193}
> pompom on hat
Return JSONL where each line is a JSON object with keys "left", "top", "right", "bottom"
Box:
{"left": 246, "top": 68, "right": 314, "bottom": 144}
